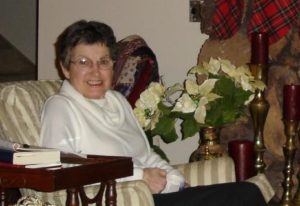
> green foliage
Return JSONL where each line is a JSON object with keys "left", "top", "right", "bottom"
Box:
{"left": 180, "top": 116, "right": 201, "bottom": 139}
{"left": 202, "top": 75, "right": 250, "bottom": 127}
{"left": 151, "top": 115, "right": 178, "bottom": 143}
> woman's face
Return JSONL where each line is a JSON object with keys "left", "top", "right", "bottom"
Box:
{"left": 62, "top": 43, "right": 114, "bottom": 99}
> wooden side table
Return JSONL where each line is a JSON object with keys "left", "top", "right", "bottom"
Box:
{"left": 0, "top": 154, "right": 133, "bottom": 206}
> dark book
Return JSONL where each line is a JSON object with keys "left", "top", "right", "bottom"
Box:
{"left": 0, "top": 147, "right": 60, "bottom": 165}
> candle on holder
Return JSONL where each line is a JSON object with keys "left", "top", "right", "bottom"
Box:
{"left": 251, "top": 32, "right": 269, "bottom": 65}
{"left": 283, "top": 84, "right": 300, "bottom": 121}
{"left": 228, "top": 140, "right": 255, "bottom": 181}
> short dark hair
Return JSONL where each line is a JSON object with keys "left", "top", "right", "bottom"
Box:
{"left": 55, "top": 20, "right": 117, "bottom": 69}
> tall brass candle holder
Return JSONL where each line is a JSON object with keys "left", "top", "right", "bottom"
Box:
{"left": 249, "top": 63, "right": 269, "bottom": 174}
{"left": 280, "top": 84, "right": 300, "bottom": 205}
{"left": 281, "top": 120, "right": 298, "bottom": 206}
{"left": 293, "top": 131, "right": 300, "bottom": 205}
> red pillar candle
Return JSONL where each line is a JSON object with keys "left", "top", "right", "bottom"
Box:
{"left": 283, "top": 84, "right": 300, "bottom": 120}
{"left": 251, "top": 32, "right": 269, "bottom": 65}
{"left": 228, "top": 140, "right": 255, "bottom": 181}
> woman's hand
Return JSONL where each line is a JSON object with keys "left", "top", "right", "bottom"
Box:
{"left": 143, "top": 168, "right": 167, "bottom": 194}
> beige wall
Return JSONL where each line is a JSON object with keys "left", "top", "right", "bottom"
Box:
{"left": 38, "top": 0, "right": 208, "bottom": 164}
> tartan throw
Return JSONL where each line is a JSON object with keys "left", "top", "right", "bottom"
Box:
{"left": 247, "top": 0, "right": 299, "bottom": 44}
{"left": 112, "top": 35, "right": 159, "bottom": 107}
{"left": 210, "top": 0, "right": 299, "bottom": 44}
{"left": 112, "top": 35, "right": 147, "bottom": 86}
{"left": 211, "top": 0, "right": 244, "bottom": 39}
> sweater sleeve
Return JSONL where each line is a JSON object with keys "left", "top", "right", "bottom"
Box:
{"left": 40, "top": 96, "right": 81, "bottom": 154}
{"left": 144, "top": 150, "right": 185, "bottom": 191}
{"left": 117, "top": 148, "right": 185, "bottom": 193}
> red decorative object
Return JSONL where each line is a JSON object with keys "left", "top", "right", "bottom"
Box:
{"left": 228, "top": 140, "right": 255, "bottom": 181}
{"left": 251, "top": 32, "right": 269, "bottom": 65}
{"left": 247, "top": 0, "right": 299, "bottom": 44}
{"left": 283, "top": 84, "right": 300, "bottom": 121}
{"left": 211, "top": 0, "right": 244, "bottom": 39}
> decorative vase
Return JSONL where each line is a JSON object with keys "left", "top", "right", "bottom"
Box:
{"left": 189, "top": 127, "right": 223, "bottom": 162}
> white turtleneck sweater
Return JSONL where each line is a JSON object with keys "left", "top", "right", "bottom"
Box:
{"left": 40, "top": 80, "right": 184, "bottom": 193}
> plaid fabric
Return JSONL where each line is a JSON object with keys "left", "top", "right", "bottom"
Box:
{"left": 211, "top": 0, "right": 244, "bottom": 39}
{"left": 113, "top": 35, "right": 147, "bottom": 85}
{"left": 113, "top": 35, "right": 159, "bottom": 107}
{"left": 247, "top": 0, "right": 299, "bottom": 44}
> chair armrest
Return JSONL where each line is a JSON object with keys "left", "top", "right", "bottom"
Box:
{"left": 173, "top": 156, "right": 236, "bottom": 186}
{"left": 245, "top": 174, "right": 275, "bottom": 203}
{"left": 21, "top": 180, "right": 154, "bottom": 206}
{"left": 116, "top": 180, "right": 154, "bottom": 206}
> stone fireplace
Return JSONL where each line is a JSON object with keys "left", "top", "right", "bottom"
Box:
{"left": 197, "top": 0, "right": 300, "bottom": 202}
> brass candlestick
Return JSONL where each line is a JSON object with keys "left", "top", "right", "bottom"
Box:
{"left": 293, "top": 131, "right": 300, "bottom": 205}
{"left": 249, "top": 63, "right": 269, "bottom": 174}
{"left": 281, "top": 120, "right": 299, "bottom": 206}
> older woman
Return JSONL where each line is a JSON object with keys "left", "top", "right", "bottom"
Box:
{"left": 40, "top": 20, "right": 266, "bottom": 206}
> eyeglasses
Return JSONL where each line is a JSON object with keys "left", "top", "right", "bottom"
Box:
{"left": 70, "top": 57, "right": 114, "bottom": 71}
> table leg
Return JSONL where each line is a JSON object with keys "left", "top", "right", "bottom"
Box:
{"left": 105, "top": 180, "right": 116, "bottom": 206}
{"left": 0, "top": 189, "right": 5, "bottom": 206}
{"left": 66, "top": 188, "right": 80, "bottom": 206}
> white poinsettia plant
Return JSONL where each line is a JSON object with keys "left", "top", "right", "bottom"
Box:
{"left": 133, "top": 57, "right": 265, "bottom": 146}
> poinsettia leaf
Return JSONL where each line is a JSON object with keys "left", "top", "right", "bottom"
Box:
{"left": 201, "top": 74, "right": 254, "bottom": 127}
{"left": 144, "top": 130, "right": 154, "bottom": 145}
{"left": 222, "top": 110, "right": 238, "bottom": 123}
{"left": 181, "top": 118, "right": 201, "bottom": 139}
{"left": 215, "top": 76, "right": 235, "bottom": 96}
{"left": 205, "top": 100, "right": 224, "bottom": 126}
{"left": 174, "top": 111, "right": 194, "bottom": 120}
{"left": 159, "top": 128, "right": 178, "bottom": 143}
{"left": 152, "top": 116, "right": 178, "bottom": 143}
{"left": 157, "top": 102, "right": 173, "bottom": 115}
{"left": 233, "top": 88, "right": 252, "bottom": 106}
{"left": 152, "top": 145, "right": 169, "bottom": 162}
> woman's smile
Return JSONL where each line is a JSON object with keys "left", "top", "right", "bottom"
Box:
{"left": 87, "top": 80, "right": 103, "bottom": 86}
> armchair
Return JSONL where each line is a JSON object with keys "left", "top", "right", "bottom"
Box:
{"left": 0, "top": 81, "right": 238, "bottom": 206}
{"left": 0, "top": 83, "right": 274, "bottom": 206}
{"left": 0, "top": 35, "right": 274, "bottom": 205}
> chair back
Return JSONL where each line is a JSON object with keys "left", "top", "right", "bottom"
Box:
{"left": 0, "top": 80, "right": 61, "bottom": 145}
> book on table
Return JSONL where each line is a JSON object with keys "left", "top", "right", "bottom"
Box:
{"left": 0, "top": 161, "right": 62, "bottom": 169}
{"left": 0, "top": 144, "right": 61, "bottom": 167}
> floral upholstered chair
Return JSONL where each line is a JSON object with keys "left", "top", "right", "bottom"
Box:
{"left": 0, "top": 35, "right": 274, "bottom": 205}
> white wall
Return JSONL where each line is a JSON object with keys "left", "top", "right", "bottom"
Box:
{"left": 38, "top": 0, "right": 208, "bottom": 164}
